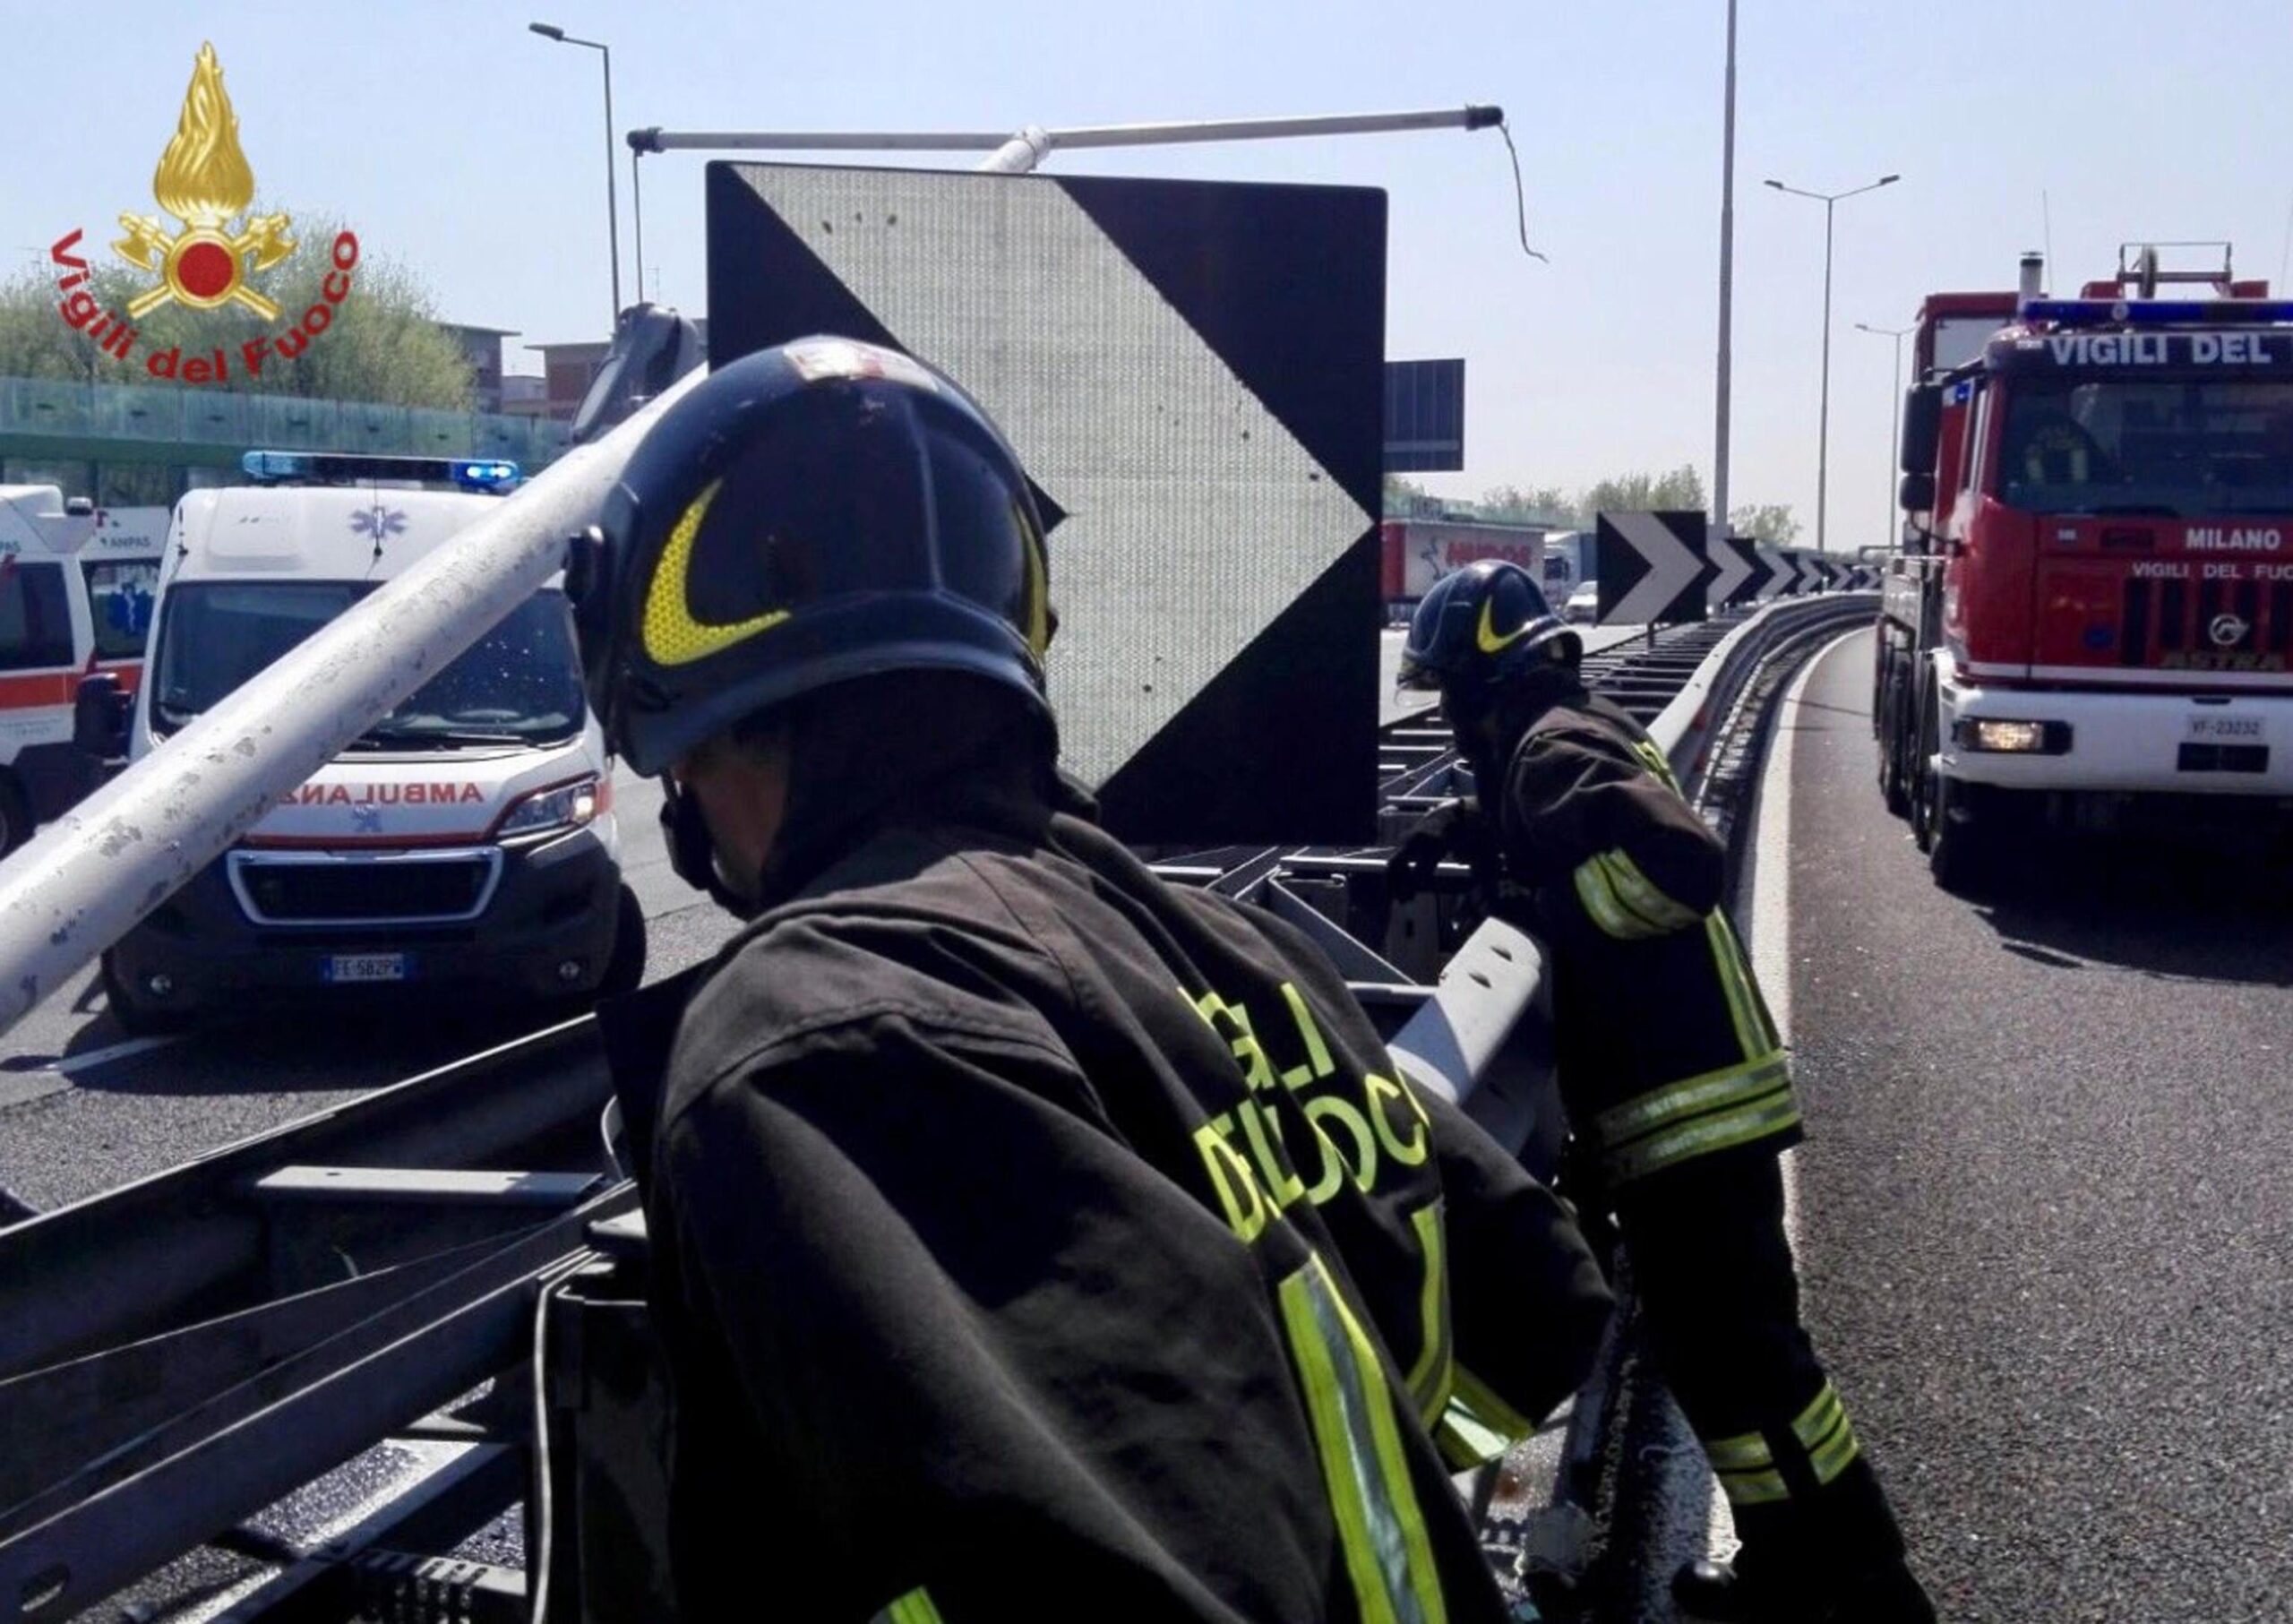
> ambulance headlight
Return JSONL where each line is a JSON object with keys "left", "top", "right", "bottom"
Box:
{"left": 1955, "top": 718, "right": 2071, "bottom": 754}
{"left": 497, "top": 775, "right": 607, "bottom": 836}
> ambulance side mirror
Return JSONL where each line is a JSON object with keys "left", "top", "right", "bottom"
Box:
{"left": 73, "top": 674, "right": 131, "bottom": 761}
{"left": 1901, "top": 382, "right": 1944, "bottom": 476}
{"left": 1899, "top": 471, "right": 1937, "bottom": 513}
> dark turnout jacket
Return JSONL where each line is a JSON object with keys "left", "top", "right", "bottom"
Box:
{"left": 1486, "top": 691, "right": 1796, "bottom": 1191}
{"left": 641, "top": 739, "right": 1610, "bottom": 1622}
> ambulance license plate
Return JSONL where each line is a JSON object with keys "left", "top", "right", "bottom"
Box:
{"left": 2186, "top": 713, "right": 2265, "bottom": 743}
{"left": 322, "top": 953, "right": 408, "bottom": 984}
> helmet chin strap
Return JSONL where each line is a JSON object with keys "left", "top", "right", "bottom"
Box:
{"left": 660, "top": 776, "right": 764, "bottom": 920}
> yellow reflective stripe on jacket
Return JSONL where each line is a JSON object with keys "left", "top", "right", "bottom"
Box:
{"left": 1432, "top": 1362, "right": 1542, "bottom": 1470}
{"left": 1702, "top": 1427, "right": 1773, "bottom": 1472}
{"left": 1572, "top": 855, "right": 1654, "bottom": 940}
{"left": 1593, "top": 1054, "right": 1791, "bottom": 1147}
{"left": 1597, "top": 848, "right": 1705, "bottom": 933}
{"left": 1602, "top": 1087, "right": 1801, "bottom": 1185}
{"left": 1793, "top": 1382, "right": 1863, "bottom": 1486}
{"left": 1716, "top": 1465, "right": 1792, "bottom": 1506}
{"left": 1629, "top": 736, "right": 1684, "bottom": 793}
{"left": 1704, "top": 912, "right": 1780, "bottom": 1058}
{"left": 1701, "top": 1426, "right": 1791, "bottom": 1506}
{"left": 1277, "top": 1257, "right": 1450, "bottom": 1624}
{"left": 876, "top": 1588, "right": 946, "bottom": 1624}
{"left": 1402, "top": 1202, "right": 1454, "bottom": 1425}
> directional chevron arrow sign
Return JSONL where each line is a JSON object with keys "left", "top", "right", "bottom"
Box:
{"left": 1706, "top": 530, "right": 1756, "bottom": 611}
{"left": 1596, "top": 510, "right": 1712, "bottom": 626}
{"left": 1753, "top": 541, "right": 1790, "bottom": 601}
{"left": 706, "top": 162, "right": 1383, "bottom": 843}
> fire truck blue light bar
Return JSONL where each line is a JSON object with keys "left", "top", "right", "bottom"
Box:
{"left": 2021, "top": 299, "right": 2293, "bottom": 327}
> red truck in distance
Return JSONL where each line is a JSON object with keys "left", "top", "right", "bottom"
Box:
{"left": 1874, "top": 245, "right": 2293, "bottom": 889}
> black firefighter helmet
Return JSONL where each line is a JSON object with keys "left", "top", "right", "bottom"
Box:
{"left": 571, "top": 338, "right": 1052, "bottom": 777}
{"left": 1396, "top": 558, "right": 1582, "bottom": 709}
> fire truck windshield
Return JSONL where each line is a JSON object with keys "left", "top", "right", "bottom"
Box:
{"left": 1997, "top": 375, "right": 2293, "bottom": 518}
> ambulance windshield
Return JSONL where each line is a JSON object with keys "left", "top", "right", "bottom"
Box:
{"left": 1997, "top": 376, "right": 2293, "bottom": 518}
{"left": 151, "top": 584, "right": 587, "bottom": 746}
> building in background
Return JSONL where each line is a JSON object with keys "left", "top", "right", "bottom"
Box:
{"left": 436, "top": 322, "right": 520, "bottom": 414}
{"left": 530, "top": 318, "right": 709, "bottom": 423}
{"left": 499, "top": 374, "right": 550, "bottom": 417}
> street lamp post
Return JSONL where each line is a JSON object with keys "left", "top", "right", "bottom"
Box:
{"left": 1857, "top": 322, "right": 1915, "bottom": 551}
{"left": 1713, "top": 0, "right": 1739, "bottom": 541}
{"left": 529, "top": 22, "right": 622, "bottom": 326}
{"left": 1765, "top": 173, "right": 1898, "bottom": 551}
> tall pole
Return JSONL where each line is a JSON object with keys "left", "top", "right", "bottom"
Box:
{"left": 530, "top": 24, "right": 623, "bottom": 326}
{"left": 1817, "top": 198, "right": 1835, "bottom": 553}
{"left": 1766, "top": 172, "right": 1899, "bottom": 556}
{"left": 631, "top": 147, "right": 646, "bottom": 303}
{"left": 599, "top": 43, "right": 621, "bottom": 322}
{"left": 1713, "top": 0, "right": 1738, "bottom": 538}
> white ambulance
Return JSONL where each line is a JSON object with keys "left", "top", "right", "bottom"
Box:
{"left": 0, "top": 487, "right": 166, "bottom": 852}
{"left": 95, "top": 451, "right": 641, "bottom": 1031}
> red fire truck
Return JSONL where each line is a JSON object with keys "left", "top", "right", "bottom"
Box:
{"left": 1874, "top": 245, "right": 2293, "bottom": 888}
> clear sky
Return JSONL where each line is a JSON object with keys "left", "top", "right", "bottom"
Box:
{"left": 8, "top": 0, "right": 2291, "bottom": 550}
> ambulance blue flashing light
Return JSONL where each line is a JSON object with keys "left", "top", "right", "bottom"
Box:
{"left": 239, "top": 451, "right": 523, "bottom": 492}
{"left": 449, "top": 460, "right": 522, "bottom": 492}
{"left": 2019, "top": 297, "right": 2293, "bottom": 328}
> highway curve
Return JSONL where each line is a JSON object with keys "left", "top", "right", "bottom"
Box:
{"left": 1767, "top": 630, "right": 2293, "bottom": 1620}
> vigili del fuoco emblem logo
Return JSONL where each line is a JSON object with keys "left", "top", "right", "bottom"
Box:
{"left": 47, "top": 41, "right": 362, "bottom": 385}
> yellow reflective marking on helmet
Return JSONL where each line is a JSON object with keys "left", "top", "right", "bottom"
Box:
{"left": 640, "top": 477, "right": 794, "bottom": 668}
{"left": 1017, "top": 499, "right": 1050, "bottom": 659}
{"left": 1475, "top": 597, "right": 1532, "bottom": 655}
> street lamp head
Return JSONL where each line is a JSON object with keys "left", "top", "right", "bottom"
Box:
{"left": 528, "top": 21, "right": 566, "bottom": 39}
{"left": 1877, "top": 174, "right": 1901, "bottom": 187}
{"left": 1764, "top": 179, "right": 1785, "bottom": 191}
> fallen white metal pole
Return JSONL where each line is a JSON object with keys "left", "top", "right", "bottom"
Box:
{"left": 631, "top": 106, "right": 1504, "bottom": 168}
{"left": 0, "top": 374, "right": 702, "bottom": 1035}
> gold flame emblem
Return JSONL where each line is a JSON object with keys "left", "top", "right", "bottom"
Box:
{"left": 113, "top": 43, "right": 294, "bottom": 322}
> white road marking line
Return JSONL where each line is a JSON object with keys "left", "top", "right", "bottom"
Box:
{"left": 1705, "top": 626, "right": 1864, "bottom": 1566}
{"left": 56, "top": 1033, "right": 184, "bottom": 1076}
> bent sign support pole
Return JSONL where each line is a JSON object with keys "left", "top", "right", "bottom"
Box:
{"left": 631, "top": 106, "right": 1507, "bottom": 167}
{"left": 0, "top": 375, "right": 702, "bottom": 1040}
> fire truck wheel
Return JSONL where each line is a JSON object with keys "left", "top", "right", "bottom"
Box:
{"left": 1927, "top": 777, "right": 1991, "bottom": 895}
{"left": 1878, "top": 695, "right": 1912, "bottom": 818}
{"left": 1909, "top": 691, "right": 1941, "bottom": 852}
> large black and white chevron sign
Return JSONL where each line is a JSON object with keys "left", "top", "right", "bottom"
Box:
{"left": 1596, "top": 510, "right": 1713, "bottom": 625}
{"left": 705, "top": 162, "right": 1384, "bottom": 845}
{"left": 1706, "top": 531, "right": 1758, "bottom": 611}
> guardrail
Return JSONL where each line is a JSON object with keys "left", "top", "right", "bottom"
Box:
{"left": 0, "top": 593, "right": 1875, "bottom": 1623}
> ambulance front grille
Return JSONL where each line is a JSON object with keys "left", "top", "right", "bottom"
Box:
{"left": 227, "top": 849, "right": 502, "bottom": 926}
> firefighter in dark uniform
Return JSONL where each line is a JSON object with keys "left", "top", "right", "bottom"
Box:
{"left": 1388, "top": 561, "right": 1934, "bottom": 1624}
{"left": 573, "top": 340, "right": 1615, "bottom": 1622}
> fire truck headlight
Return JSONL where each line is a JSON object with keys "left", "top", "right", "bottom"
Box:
{"left": 1958, "top": 718, "right": 2070, "bottom": 753}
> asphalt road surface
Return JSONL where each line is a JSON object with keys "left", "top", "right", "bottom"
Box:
{"left": 1769, "top": 631, "right": 2293, "bottom": 1621}
{"left": 0, "top": 766, "right": 740, "bottom": 1220}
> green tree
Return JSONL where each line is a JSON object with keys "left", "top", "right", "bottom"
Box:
{"left": 1583, "top": 463, "right": 1706, "bottom": 520}
{"left": 1729, "top": 503, "right": 1801, "bottom": 545}
{"left": 1479, "top": 483, "right": 1576, "bottom": 525}
{"left": 2, "top": 211, "right": 474, "bottom": 409}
